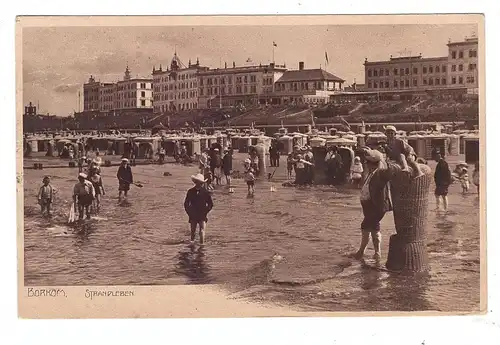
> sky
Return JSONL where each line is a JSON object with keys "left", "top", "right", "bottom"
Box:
{"left": 22, "top": 24, "right": 476, "bottom": 116}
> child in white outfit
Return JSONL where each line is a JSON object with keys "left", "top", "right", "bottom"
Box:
{"left": 350, "top": 156, "right": 364, "bottom": 188}
{"left": 244, "top": 159, "right": 256, "bottom": 195}
{"left": 458, "top": 167, "right": 470, "bottom": 194}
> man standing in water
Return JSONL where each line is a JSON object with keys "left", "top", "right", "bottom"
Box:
{"left": 352, "top": 149, "right": 392, "bottom": 262}
{"left": 434, "top": 153, "right": 452, "bottom": 211}
{"left": 221, "top": 148, "right": 233, "bottom": 187}
{"left": 184, "top": 174, "right": 214, "bottom": 245}
{"left": 73, "top": 173, "right": 95, "bottom": 220}
{"left": 117, "top": 158, "right": 134, "bottom": 202}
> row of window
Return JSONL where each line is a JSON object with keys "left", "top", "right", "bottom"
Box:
{"left": 154, "top": 82, "right": 197, "bottom": 92}
{"left": 116, "top": 83, "right": 151, "bottom": 91}
{"left": 154, "top": 91, "right": 198, "bottom": 101}
{"left": 368, "top": 62, "right": 478, "bottom": 78}
{"left": 451, "top": 63, "right": 477, "bottom": 72}
{"left": 368, "top": 65, "right": 447, "bottom": 78}
{"left": 368, "top": 75, "right": 476, "bottom": 89}
{"left": 157, "top": 74, "right": 196, "bottom": 83}
{"left": 275, "top": 81, "right": 326, "bottom": 92}
{"left": 451, "top": 49, "right": 478, "bottom": 59}
{"left": 199, "top": 85, "right": 258, "bottom": 96}
{"left": 200, "top": 75, "right": 262, "bottom": 86}
{"left": 263, "top": 78, "right": 274, "bottom": 85}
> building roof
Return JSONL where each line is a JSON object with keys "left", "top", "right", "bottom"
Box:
{"left": 364, "top": 56, "right": 448, "bottom": 66}
{"left": 198, "top": 64, "right": 287, "bottom": 76}
{"left": 447, "top": 37, "right": 479, "bottom": 47}
{"left": 277, "top": 69, "right": 344, "bottom": 82}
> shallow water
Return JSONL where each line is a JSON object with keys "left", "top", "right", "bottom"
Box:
{"left": 22, "top": 156, "right": 481, "bottom": 312}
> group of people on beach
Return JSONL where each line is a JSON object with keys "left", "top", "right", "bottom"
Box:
{"left": 38, "top": 157, "right": 134, "bottom": 220}
{"left": 36, "top": 124, "right": 480, "bottom": 255}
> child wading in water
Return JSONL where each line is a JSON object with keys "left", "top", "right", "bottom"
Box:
{"left": 72, "top": 173, "right": 95, "bottom": 220}
{"left": 457, "top": 166, "right": 470, "bottom": 194}
{"left": 89, "top": 171, "right": 105, "bottom": 213}
{"left": 38, "top": 176, "right": 54, "bottom": 217}
{"left": 350, "top": 156, "right": 364, "bottom": 188}
{"left": 184, "top": 173, "right": 214, "bottom": 245}
{"left": 286, "top": 153, "right": 294, "bottom": 180}
{"left": 244, "top": 158, "right": 256, "bottom": 195}
{"left": 473, "top": 162, "right": 479, "bottom": 194}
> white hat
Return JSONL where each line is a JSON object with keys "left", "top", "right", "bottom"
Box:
{"left": 385, "top": 125, "right": 397, "bottom": 133}
{"left": 78, "top": 172, "right": 87, "bottom": 179}
{"left": 121, "top": 158, "right": 129, "bottom": 163}
{"left": 191, "top": 173, "right": 207, "bottom": 183}
{"left": 244, "top": 158, "right": 251, "bottom": 164}
{"left": 214, "top": 148, "right": 219, "bottom": 151}
{"left": 365, "top": 149, "right": 383, "bottom": 163}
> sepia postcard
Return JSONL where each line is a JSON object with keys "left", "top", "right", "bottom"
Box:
{"left": 17, "top": 14, "right": 486, "bottom": 319}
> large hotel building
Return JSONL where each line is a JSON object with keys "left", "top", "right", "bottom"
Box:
{"left": 196, "top": 61, "right": 287, "bottom": 109}
{"left": 152, "top": 54, "right": 209, "bottom": 113}
{"left": 82, "top": 66, "right": 153, "bottom": 113}
{"left": 363, "top": 36, "right": 478, "bottom": 97}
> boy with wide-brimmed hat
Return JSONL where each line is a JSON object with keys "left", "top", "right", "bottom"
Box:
{"left": 72, "top": 172, "right": 95, "bottom": 220}
{"left": 117, "top": 158, "right": 133, "bottom": 202}
{"left": 184, "top": 173, "right": 214, "bottom": 244}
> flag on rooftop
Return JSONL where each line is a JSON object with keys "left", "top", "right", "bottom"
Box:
{"left": 273, "top": 41, "right": 277, "bottom": 47}
{"left": 325, "top": 51, "right": 329, "bottom": 65}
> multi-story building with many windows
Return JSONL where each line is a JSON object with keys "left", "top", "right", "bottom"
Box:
{"left": 197, "top": 62, "right": 287, "bottom": 108}
{"left": 114, "top": 66, "right": 153, "bottom": 110}
{"left": 82, "top": 66, "right": 153, "bottom": 113}
{"left": 447, "top": 37, "right": 478, "bottom": 92}
{"left": 83, "top": 75, "right": 101, "bottom": 111}
{"left": 152, "top": 54, "right": 209, "bottom": 113}
{"left": 363, "top": 36, "right": 479, "bottom": 96}
{"left": 99, "top": 82, "right": 116, "bottom": 112}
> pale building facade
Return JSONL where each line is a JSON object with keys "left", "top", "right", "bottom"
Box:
{"left": 83, "top": 66, "right": 152, "bottom": 113}
{"left": 364, "top": 36, "right": 479, "bottom": 95}
{"left": 152, "top": 54, "right": 208, "bottom": 113}
{"left": 83, "top": 76, "right": 101, "bottom": 111}
{"left": 447, "top": 37, "right": 478, "bottom": 92}
{"left": 364, "top": 56, "right": 449, "bottom": 92}
{"left": 99, "top": 83, "right": 116, "bottom": 112}
{"left": 273, "top": 62, "right": 345, "bottom": 105}
{"left": 114, "top": 66, "right": 153, "bottom": 110}
{"left": 197, "top": 62, "right": 287, "bottom": 108}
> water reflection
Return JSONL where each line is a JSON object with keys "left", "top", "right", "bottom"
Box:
{"left": 385, "top": 274, "right": 433, "bottom": 311}
{"left": 176, "top": 245, "right": 211, "bottom": 284}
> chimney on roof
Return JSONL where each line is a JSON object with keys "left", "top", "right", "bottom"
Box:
{"left": 225, "top": 62, "right": 227, "bottom": 69}
{"left": 270, "top": 62, "right": 275, "bottom": 68}
{"left": 299, "top": 61, "right": 304, "bottom": 70}
{"left": 233, "top": 61, "right": 236, "bottom": 68}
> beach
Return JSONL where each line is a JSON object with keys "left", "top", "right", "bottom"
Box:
{"left": 22, "top": 153, "right": 481, "bottom": 313}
